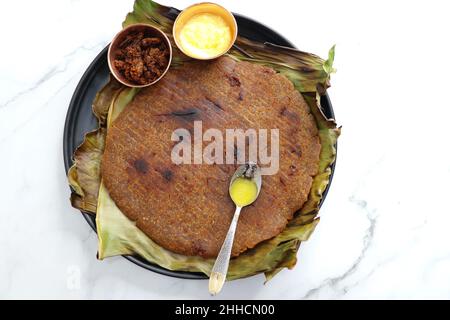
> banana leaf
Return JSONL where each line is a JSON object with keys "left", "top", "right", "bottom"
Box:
{"left": 67, "top": 78, "right": 122, "bottom": 214}
{"left": 68, "top": 0, "right": 340, "bottom": 281}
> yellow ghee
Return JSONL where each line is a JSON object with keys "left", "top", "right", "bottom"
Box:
{"left": 178, "top": 12, "right": 232, "bottom": 59}
{"left": 229, "top": 178, "right": 258, "bottom": 207}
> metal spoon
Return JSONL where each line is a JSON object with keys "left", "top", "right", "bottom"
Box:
{"left": 208, "top": 163, "right": 262, "bottom": 295}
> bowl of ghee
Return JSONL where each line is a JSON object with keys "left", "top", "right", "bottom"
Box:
{"left": 173, "top": 2, "right": 238, "bottom": 60}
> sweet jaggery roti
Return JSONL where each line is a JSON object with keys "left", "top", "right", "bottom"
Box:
{"left": 101, "top": 56, "right": 321, "bottom": 258}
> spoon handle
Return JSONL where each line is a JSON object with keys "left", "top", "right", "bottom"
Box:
{"left": 209, "top": 206, "right": 242, "bottom": 295}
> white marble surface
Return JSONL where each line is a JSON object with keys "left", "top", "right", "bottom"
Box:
{"left": 1, "top": 0, "right": 450, "bottom": 299}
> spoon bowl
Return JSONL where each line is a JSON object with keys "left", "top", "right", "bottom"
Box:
{"left": 229, "top": 162, "right": 262, "bottom": 206}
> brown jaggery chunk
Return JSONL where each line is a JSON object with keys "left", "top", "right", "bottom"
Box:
{"left": 113, "top": 31, "right": 169, "bottom": 85}
{"left": 102, "top": 57, "right": 321, "bottom": 258}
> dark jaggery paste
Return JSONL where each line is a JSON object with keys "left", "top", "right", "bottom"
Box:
{"left": 114, "top": 31, "right": 170, "bottom": 85}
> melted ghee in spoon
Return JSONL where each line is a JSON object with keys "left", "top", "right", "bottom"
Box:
{"left": 229, "top": 177, "right": 258, "bottom": 207}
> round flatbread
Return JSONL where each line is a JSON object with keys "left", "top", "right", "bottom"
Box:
{"left": 102, "top": 56, "right": 320, "bottom": 258}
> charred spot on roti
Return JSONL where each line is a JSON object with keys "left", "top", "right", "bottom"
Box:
{"left": 161, "top": 169, "right": 173, "bottom": 182}
{"left": 170, "top": 108, "right": 200, "bottom": 118}
{"left": 279, "top": 106, "right": 300, "bottom": 121}
{"left": 227, "top": 74, "right": 241, "bottom": 87}
{"left": 133, "top": 158, "right": 149, "bottom": 174}
{"left": 238, "top": 89, "right": 244, "bottom": 101}
{"left": 290, "top": 146, "right": 302, "bottom": 157}
{"left": 154, "top": 108, "right": 201, "bottom": 122}
{"left": 204, "top": 96, "right": 224, "bottom": 111}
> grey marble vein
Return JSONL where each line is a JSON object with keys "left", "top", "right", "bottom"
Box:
{"left": 301, "top": 197, "right": 377, "bottom": 299}
{"left": 0, "top": 43, "right": 106, "bottom": 110}
{"left": 0, "top": 74, "right": 80, "bottom": 145}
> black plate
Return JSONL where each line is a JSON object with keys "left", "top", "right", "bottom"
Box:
{"left": 63, "top": 13, "right": 336, "bottom": 280}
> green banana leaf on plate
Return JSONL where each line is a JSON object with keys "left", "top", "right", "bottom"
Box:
{"left": 68, "top": 0, "right": 340, "bottom": 281}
